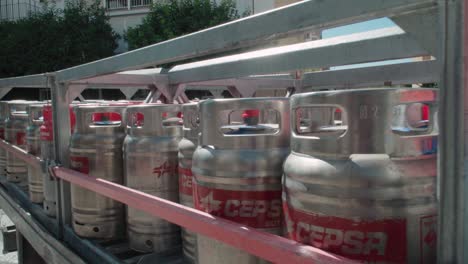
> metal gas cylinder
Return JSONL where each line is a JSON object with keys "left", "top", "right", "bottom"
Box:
{"left": 124, "top": 104, "right": 182, "bottom": 253}
{"left": 5, "top": 101, "right": 31, "bottom": 188}
{"left": 41, "top": 104, "right": 76, "bottom": 217}
{"left": 178, "top": 102, "right": 199, "bottom": 263}
{"left": 193, "top": 98, "right": 290, "bottom": 264}
{"left": 70, "top": 105, "right": 127, "bottom": 238}
{"left": 283, "top": 88, "right": 438, "bottom": 263}
{"left": 0, "top": 101, "right": 10, "bottom": 176}
{"left": 26, "top": 104, "right": 44, "bottom": 203}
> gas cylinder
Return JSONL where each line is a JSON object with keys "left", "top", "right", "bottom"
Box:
{"left": 26, "top": 104, "right": 44, "bottom": 203}
{"left": 70, "top": 105, "right": 127, "bottom": 238}
{"left": 41, "top": 104, "right": 76, "bottom": 217}
{"left": 178, "top": 102, "right": 199, "bottom": 263}
{"left": 5, "top": 101, "right": 31, "bottom": 188}
{"left": 124, "top": 104, "right": 182, "bottom": 252}
{"left": 193, "top": 98, "right": 290, "bottom": 264}
{"left": 0, "top": 101, "right": 10, "bottom": 176}
{"left": 283, "top": 88, "right": 438, "bottom": 263}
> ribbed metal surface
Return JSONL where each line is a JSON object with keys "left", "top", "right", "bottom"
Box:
{"left": 124, "top": 104, "right": 182, "bottom": 252}
{"left": 283, "top": 88, "right": 438, "bottom": 263}
{"left": 193, "top": 98, "right": 290, "bottom": 264}
{"left": 42, "top": 104, "right": 77, "bottom": 217}
{"left": 40, "top": 105, "right": 57, "bottom": 217}
{"left": 0, "top": 101, "right": 9, "bottom": 177}
{"left": 178, "top": 102, "right": 199, "bottom": 263}
{"left": 5, "top": 101, "right": 31, "bottom": 188}
{"left": 26, "top": 104, "right": 44, "bottom": 203}
{"left": 70, "top": 105, "right": 127, "bottom": 239}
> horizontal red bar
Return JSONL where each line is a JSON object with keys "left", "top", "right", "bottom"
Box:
{"left": 52, "top": 166, "right": 356, "bottom": 264}
{"left": 0, "top": 140, "right": 42, "bottom": 168}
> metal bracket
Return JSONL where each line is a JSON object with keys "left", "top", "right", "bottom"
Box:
{"left": 285, "top": 87, "right": 296, "bottom": 97}
{"left": 119, "top": 87, "right": 140, "bottom": 100}
{"left": 0, "top": 88, "right": 12, "bottom": 100}
{"left": 208, "top": 89, "right": 225, "bottom": 98}
{"left": 392, "top": 7, "right": 438, "bottom": 56}
{"left": 145, "top": 84, "right": 162, "bottom": 103}
{"left": 227, "top": 86, "right": 242, "bottom": 98}
{"left": 233, "top": 82, "right": 256, "bottom": 97}
{"left": 66, "top": 84, "right": 87, "bottom": 102}
{"left": 153, "top": 81, "right": 174, "bottom": 102}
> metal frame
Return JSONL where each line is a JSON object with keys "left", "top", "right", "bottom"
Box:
{"left": 301, "top": 60, "right": 438, "bottom": 90}
{"left": 437, "top": 0, "right": 465, "bottom": 263}
{"left": 0, "top": 0, "right": 464, "bottom": 263}
{"left": 167, "top": 26, "right": 431, "bottom": 83}
{"left": 52, "top": 0, "right": 437, "bottom": 82}
{"left": 0, "top": 186, "right": 83, "bottom": 264}
{"left": 67, "top": 69, "right": 167, "bottom": 100}
{"left": 51, "top": 166, "right": 353, "bottom": 264}
{"left": 0, "top": 148, "right": 84, "bottom": 264}
{"left": 0, "top": 73, "right": 48, "bottom": 99}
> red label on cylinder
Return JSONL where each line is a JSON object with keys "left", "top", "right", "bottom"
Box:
{"left": 40, "top": 128, "right": 53, "bottom": 141}
{"left": 16, "top": 132, "right": 25, "bottom": 146}
{"left": 178, "top": 167, "right": 193, "bottom": 196}
{"left": 193, "top": 182, "right": 282, "bottom": 229}
{"left": 283, "top": 203, "right": 407, "bottom": 263}
{"left": 420, "top": 215, "right": 437, "bottom": 264}
{"left": 70, "top": 156, "right": 89, "bottom": 174}
{"left": 0, "top": 128, "right": 4, "bottom": 140}
{"left": 152, "top": 161, "right": 177, "bottom": 178}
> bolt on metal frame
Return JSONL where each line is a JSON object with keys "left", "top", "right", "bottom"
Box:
{"left": 0, "top": 0, "right": 464, "bottom": 262}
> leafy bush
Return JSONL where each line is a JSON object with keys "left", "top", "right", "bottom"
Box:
{"left": 125, "top": 0, "right": 243, "bottom": 50}
{"left": 0, "top": 0, "right": 119, "bottom": 78}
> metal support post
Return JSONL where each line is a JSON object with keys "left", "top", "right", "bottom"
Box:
{"left": 50, "top": 76, "right": 73, "bottom": 228}
{"left": 437, "top": 0, "right": 465, "bottom": 263}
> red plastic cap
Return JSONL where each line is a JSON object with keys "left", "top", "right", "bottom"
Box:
{"left": 421, "top": 104, "right": 429, "bottom": 120}
{"left": 135, "top": 112, "right": 144, "bottom": 126}
{"left": 42, "top": 105, "right": 53, "bottom": 122}
{"left": 69, "top": 107, "right": 76, "bottom": 132}
{"left": 92, "top": 112, "right": 121, "bottom": 122}
{"left": 42, "top": 105, "right": 78, "bottom": 136}
{"left": 242, "top": 110, "right": 260, "bottom": 119}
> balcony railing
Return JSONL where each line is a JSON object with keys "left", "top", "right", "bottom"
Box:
{"left": 130, "top": 0, "right": 151, "bottom": 8}
{"left": 106, "top": 0, "right": 152, "bottom": 10}
{"left": 0, "top": 1, "right": 40, "bottom": 21}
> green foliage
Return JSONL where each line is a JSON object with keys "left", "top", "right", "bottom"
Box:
{"left": 0, "top": 0, "right": 119, "bottom": 78}
{"left": 125, "top": 0, "right": 243, "bottom": 50}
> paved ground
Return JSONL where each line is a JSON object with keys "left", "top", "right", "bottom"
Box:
{"left": 0, "top": 210, "right": 17, "bottom": 264}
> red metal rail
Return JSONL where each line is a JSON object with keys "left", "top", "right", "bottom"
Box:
{"left": 52, "top": 167, "right": 356, "bottom": 264}
{"left": 0, "top": 139, "right": 355, "bottom": 263}
{"left": 0, "top": 140, "right": 41, "bottom": 168}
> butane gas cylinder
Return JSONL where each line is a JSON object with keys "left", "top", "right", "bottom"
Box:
{"left": 283, "top": 88, "right": 438, "bottom": 263}
{"left": 26, "top": 103, "right": 44, "bottom": 203}
{"left": 178, "top": 102, "right": 199, "bottom": 263}
{"left": 193, "top": 98, "right": 290, "bottom": 264}
{"left": 124, "top": 104, "right": 182, "bottom": 252}
{"left": 70, "top": 105, "right": 127, "bottom": 238}
{"left": 41, "top": 104, "right": 76, "bottom": 217}
{"left": 5, "top": 101, "right": 32, "bottom": 188}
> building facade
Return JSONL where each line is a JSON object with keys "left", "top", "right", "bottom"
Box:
{"left": 0, "top": 0, "right": 302, "bottom": 52}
